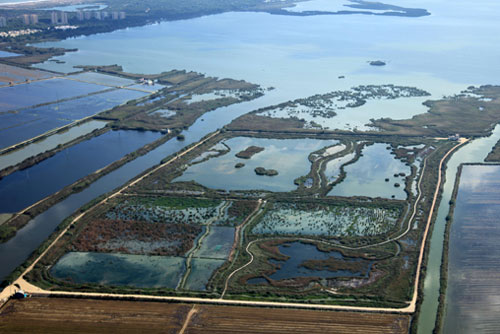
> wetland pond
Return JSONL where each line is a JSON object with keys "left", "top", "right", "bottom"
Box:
{"left": 328, "top": 143, "right": 410, "bottom": 199}
{"left": 249, "top": 241, "right": 372, "bottom": 283}
{"left": 175, "top": 137, "right": 337, "bottom": 192}
{"left": 51, "top": 252, "right": 185, "bottom": 289}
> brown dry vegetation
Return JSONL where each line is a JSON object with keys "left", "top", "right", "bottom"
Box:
{"left": 73, "top": 219, "right": 202, "bottom": 256}
{"left": 186, "top": 304, "right": 410, "bottom": 334}
{"left": 83, "top": 65, "right": 262, "bottom": 132}
{"left": 229, "top": 113, "right": 306, "bottom": 132}
{"left": 0, "top": 298, "right": 410, "bottom": 334}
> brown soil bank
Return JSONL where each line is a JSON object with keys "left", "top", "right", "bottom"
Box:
{"left": 0, "top": 297, "right": 410, "bottom": 334}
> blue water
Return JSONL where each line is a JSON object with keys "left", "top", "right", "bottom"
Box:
{"left": 0, "top": 129, "right": 160, "bottom": 213}
{"left": 266, "top": 241, "right": 371, "bottom": 281}
{"left": 0, "top": 78, "right": 108, "bottom": 112}
{"left": 0, "top": 50, "right": 19, "bottom": 58}
{"left": 0, "top": 88, "right": 147, "bottom": 150}
{"left": 0, "top": 92, "right": 279, "bottom": 281}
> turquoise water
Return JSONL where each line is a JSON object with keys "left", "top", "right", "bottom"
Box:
{"left": 184, "top": 258, "right": 226, "bottom": 291}
{"left": 175, "top": 137, "right": 335, "bottom": 192}
{"left": 51, "top": 252, "right": 185, "bottom": 289}
{"left": 193, "top": 226, "right": 235, "bottom": 259}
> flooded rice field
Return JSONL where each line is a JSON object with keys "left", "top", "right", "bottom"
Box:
{"left": 0, "top": 130, "right": 161, "bottom": 213}
{"left": 443, "top": 165, "right": 500, "bottom": 333}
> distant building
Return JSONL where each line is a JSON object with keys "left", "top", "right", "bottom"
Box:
{"left": 51, "top": 12, "right": 68, "bottom": 25}
{"left": 61, "top": 12, "right": 68, "bottom": 24}
{"left": 101, "top": 11, "right": 109, "bottom": 19}
{"left": 94, "top": 11, "right": 102, "bottom": 20}
{"left": 119, "top": 11, "right": 126, "bottom": 20}
{"left": 0, "top": 16, "right": 6, "bottom": 28}
{"left": 22, "top": 14, "right": 30, "bottom": 25}
{"left": 84, "top": 11, "right": 92, "bottom": 20}
{"left": 77, "top": 11, "right": 84, "bottom": 21}
{"left": 50, "top": 12, "right": 58, "bottom": 24}
{"left": 448, "top": 133, "right": 460, "bottom": 141}
{"left": 112, "top": 11, "right": 119, "bottom": 20}
{"left": 29, "top": 14, "right": 38, "bottom": 24}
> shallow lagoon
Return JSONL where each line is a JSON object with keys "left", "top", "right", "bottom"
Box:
{"left": 266, "top": 241, "right": 371, "bottom": 281}
{"left": 252, "top": 203, "right": 399, "bottom": 237}
{"left": 328, "top": 143, "right": 410, "bottom": 199}
{"left": 0, "top": 129, "right": 161, "bottom": 213}
{"left": 51, "top": 252, "right": 184, "bottom": 289}
{"left": 193, "top": 226, "right": 235, "bottom": 259}
{"left": 324, "top": 152, "right": 356, "bottom": 183}
{"left": 175, "top": 137, "right": 337, "bottom": 192}
{"left": 184, "top": 258, "right": 226, "bottom": 291}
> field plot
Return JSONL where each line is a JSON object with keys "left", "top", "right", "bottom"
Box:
{"left": 328, "top": 143, "right": 411, "bottom": 199}
{"left": 443, "top": 165, "right": 500, "bottom": 333}
{"left": 0, "top": 120, "right": 107, "bottom": 170}
{"left": 0, "top": 130, "right": 161, "bottom": 213}
{"left": 0, "top": 298, "right": 409, "bottom": 334}
{"left": 0, "top": 78, "right": 108, "bottom": 112}
{"left": 67, "top": 71, "right": 136, "bottom": 87}
{"left": 0, "top": 87, "right": 148, "bottom": 150}
{"left": 174, "top": 137, "right": 337, "bottom": 192}
{"left": 185, "top": 304, "right": 410, "bottom": 334}
{"left": 0, "top": 64, "right": 54, "bottom": 85}
{"left": 0, "top": 298, "right": 189, "bottom": 334}
{"left": 252, "top": 202, "right": 401, "bottom": 237}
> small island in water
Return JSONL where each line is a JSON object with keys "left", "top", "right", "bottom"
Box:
{"left": 254, "top": 167, "right": 279, "bottom": 176}
{"left": 235, "top": 146, "right": 265, "bottom": 159}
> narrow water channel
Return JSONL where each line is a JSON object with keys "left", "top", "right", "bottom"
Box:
{"left": 417, "top": 125, "right": 500, "bottom": 334}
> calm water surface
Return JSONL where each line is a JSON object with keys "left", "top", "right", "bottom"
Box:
{"left": 0, "top": 129, "right": 160, "bottom": 213}
{"left": 1, "top": 3, "right": 500, "bottom": 329}
{"left": 417, "top": 125, "right": 500, "bottom": 334}
{"left": 442, "top": 165, "right": 500, "bottom": 333}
